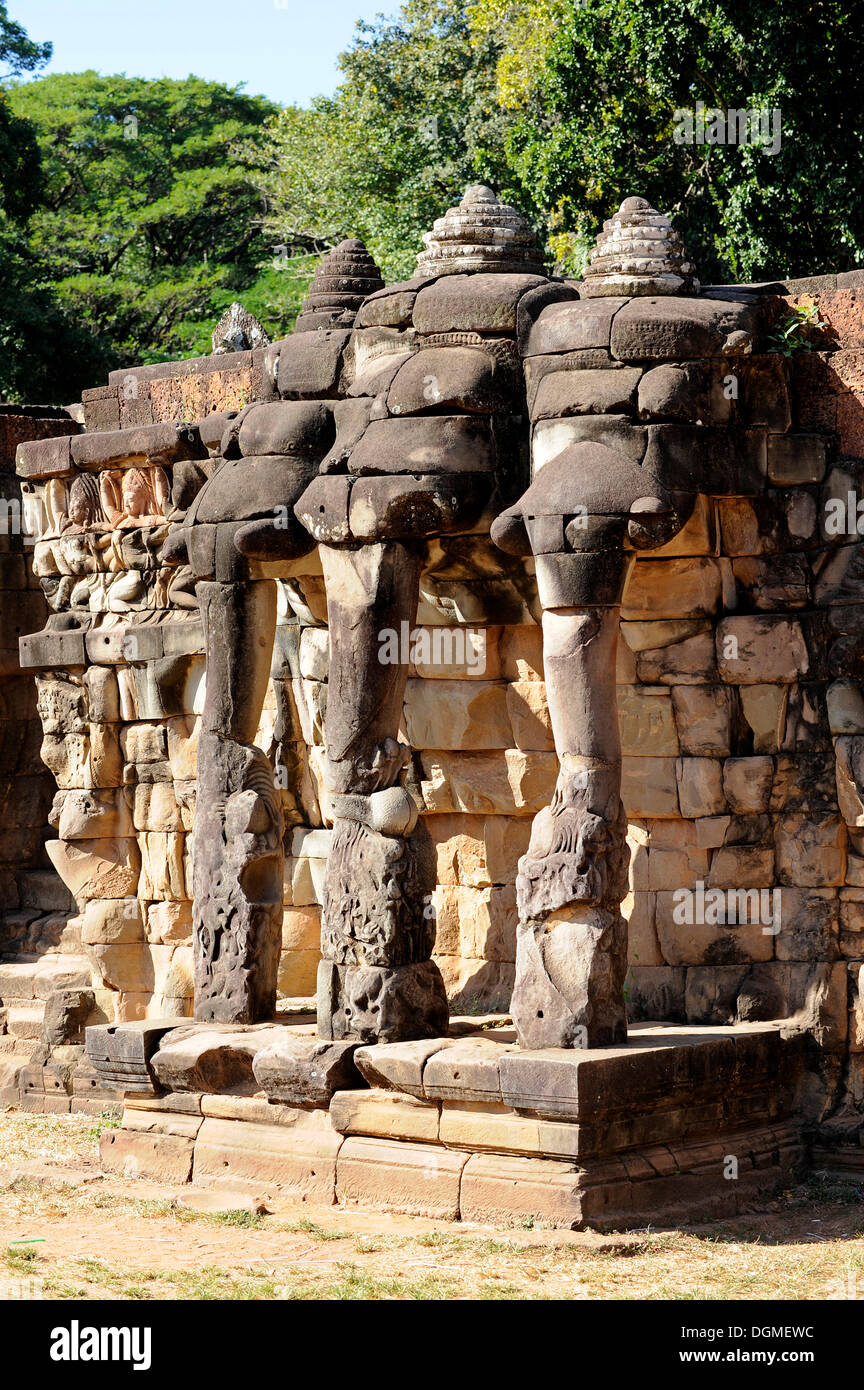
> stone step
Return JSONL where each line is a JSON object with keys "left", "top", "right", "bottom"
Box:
{"left": 17, "top": 871, "right": 76, "bottom": 915}
{"left": 33, "top": 955, "right": 92, "bottom": 998}
{"left": 6, "top": 1005, "right": 43, "bottom": 1040}
{"left": 0, "top": 912, "right": 80, "bottom": 957}
{"left": 0, "top": 961, "right": 37, "bottom": 1000}
{"left": 0, "top": 954, "right": 91, "bottom": 1003}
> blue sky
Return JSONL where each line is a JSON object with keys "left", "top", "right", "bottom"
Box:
{"left": 7, "top": 0, "right": 391, "bottom": 104}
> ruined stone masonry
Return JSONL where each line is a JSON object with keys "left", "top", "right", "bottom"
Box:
{"left": 2, "top": 186, "right": 864, "bottom": 1223}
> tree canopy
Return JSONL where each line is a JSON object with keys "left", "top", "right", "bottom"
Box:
{"left": 469, "top": 0, "right": 864, "bottom": 282}
{"left": 6, "top": 73, "right": 286, "bottom": 378}
{"left": 255, "top": 0, "right": 525, "bottom": 281}
{"left": 3, "top": 1, "right": 864, "bottom": 404}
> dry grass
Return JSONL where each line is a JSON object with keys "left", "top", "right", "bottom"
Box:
{"left": 1, "top": 1109, "right": 862, "bottom": 1300}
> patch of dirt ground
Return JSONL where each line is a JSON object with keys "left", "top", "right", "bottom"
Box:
{"left": 0, "top": 1110, "right": 863, "bottom": 1300}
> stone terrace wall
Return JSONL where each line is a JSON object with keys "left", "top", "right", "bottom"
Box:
{"left": 13, "top": 290, "right": 864, "bottom": 1134}
{"left": 0, "top": 405, "right": 80, "bottom": 926}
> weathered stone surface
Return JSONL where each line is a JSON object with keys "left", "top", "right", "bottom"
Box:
{"left": 422, "top": 1035, "right": 516, "bottom": 1102}
{"left": 251, "top": 1035, "right": 360, "bottom": 1106}
{"left": 638, "top": 362, "right": 730, "bottom": 425}
{"left": 276, "top": 331, "right": 351, "bottom": 398}
{"left": 192, "top": 1114, "right": 341, "bottom": 1200}
{"left": 329, "top": 1088, "right": 440, "bottom": 1142}
{"left": 41, "top": 989, "right": 94, "bottom": 1046}
{"left": 767, "top": 433, "right": 827, "bottom": 485}
{"left": 347, "top": 415, "right": 495, "bottom": 475}
{"left": 611, "top": 295, "right": 760, "bottom": 361}
{"left": 150, "top": 1023, "right": 289, "bottom": 1093}
{"left": 336, "top": 1135, "right": 467, "bottom": 1218}
{"left": 86, "top": 1018, "right": 181, "bottom": 1093}
{"left": 531, "top": 368, "right": 642, "bottom": 419}
{"left": 522, "top": 298, "right": 627, "bottom": 358}
{"left": 723, "top": 757, "right": 774, "bottom": 813}
{"left": 716, "top": 616, "right": 810, "bottom": 683}
{"left": 100, "top": 1127, "right": 194, "bottom": 1183}
{"left": 70, "top": 422, "right": 202, "bottom": 472}
{"left": 354, "top": 1038, "right": 454, "bottom": 1098}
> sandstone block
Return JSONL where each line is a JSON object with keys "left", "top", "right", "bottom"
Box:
{"left": 827, "top": 680, "right": 864, "bottom": 735}
{"left": 252, "top": 1035, "right": 360, "bottom": 1107}
{"left": 413, "top": 273, "right": 546, "bottom": 335}
{"left": 354, "top": 1038, "right": 454, "bottom": 1097}
{"left": 403, "top": 678, "right": 511, "bottom": 751}
{"left": 676, "top": 758, "right": 726, "bottom": 818}
{"left": 336, "top": 1135, "right": 467, "bottom": 1218}
{"left": 623, "top": 558, "right": 722, "bottom": 620}
{"left": 417, "top": 749, "right": 556, "bottom": 815}
{"left": 133, "top": 782, "right": 183, "bottom": 833}
{"left": 775, "top": 814, "right": 846, "bottom": 887}
{"left": 722, "top": 757, "right": 774, "bottom": 813}
{"left": 51, "top": 789, "right": 132, "bottom": 842}
{"left": 531, "top": 367, "right": 642, "bottom": 419}
{"left": 774, "top": 888, "right": 839, "bottom": 962}
{"left": 281, "top": 905, "right": 321, "bottom": 953}
{"left": 626, "top": 966, "right": 686, "bottom": 1021}
{"left": 624, "top": 890, "right": 663, "bottom": 966}
{"left": 716, "top": 616, "right": 809, "bottom": 683}
{"left": 46, "top": 836, "right": 140, "bottom": 903}
{"left": 522, "top": 298, "right": 627, "bottom": 357}
{"left": 637, "top": 633, "right": 717, "bottom": 686}
{"left": 621, "top": 757, "right": 680, "bottom": 817}
{"left": 151, "top": 1023, "right": 290, "bottom": 1093}
{"left": 767, "top": 433, "right": 827, "bottom": 485}
{"left": 100, "top": 1128, "right": 194, "bottom": 1184}
{"left": 329, "top": 1088, "right": 440, "bottom": 1142}
{"left": 655, "top": 895, "right": 774, "bottom": 966}
{"left": 740, "top": 684, "right": 789, "bottom": 753}
{"left": 146, "top": 900, "right": 192, "bottom": 945}
{"left": 193, "top": 1115, "right": 341, "bottom": 1201}
{"left": 422, "top": 1036, "right": 515, "bottom": 1103}
{"left": 611, "top": 295, "right": 760, "bottom": 361}
{"left": 707, "top": 847, "right": 775, "bottom": 888}
{"left": 82, "top": 897, "right": 144, "bottom": 945}
{"left": 460, "top": 1151, "right": 587, "bottom": 1227}
{"left": 671, "top": 686, "right": 732, "bottom": 756}
{"left": 499, "top": 625, "right": 544, "bottom": 681}
{"left": 617, "top": 687, "right": 679, "bottom": 756}
{"left": 505, "top": 680, "right": 554, "bottom": 751}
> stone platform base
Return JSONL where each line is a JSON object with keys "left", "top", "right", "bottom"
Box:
{"left": 93, "top": 1019, "right": 808, "bottom": 1230}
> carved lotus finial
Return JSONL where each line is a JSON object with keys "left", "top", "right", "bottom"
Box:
{"left": 295, "top": 238, "right": 385, "bottom": 332}
{"left": 581, "top": 197, "right": 698, "bottom": 298}
{"left": 415, "top": 184, "right": 545, "bottom": 277}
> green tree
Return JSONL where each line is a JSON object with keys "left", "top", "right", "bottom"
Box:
{"left": 0, "top": 1, "right": 63, "bottom": 402}
{"left": 8, "top": 72, "right": 288, "bottom": 388}
{"left": 255, "top": 0, "right": 525, "bottom": 281}
{"left": 468, "top": 0, "right": 864, "bottom": 282}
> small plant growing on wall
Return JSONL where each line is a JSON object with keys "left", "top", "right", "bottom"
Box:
{"left": 767, "top": 303, "right": 828, "bottom": 356}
